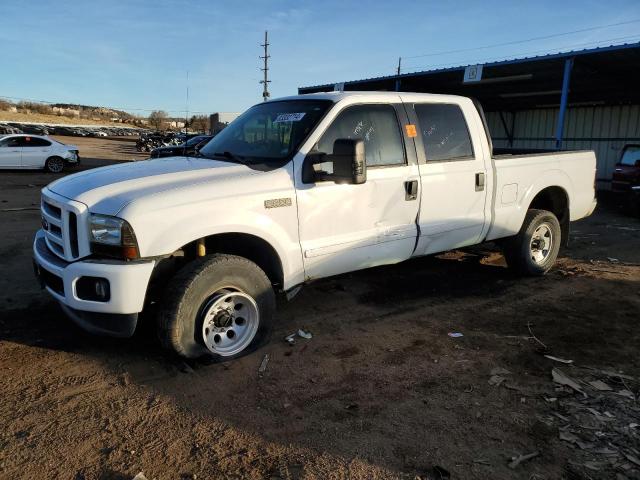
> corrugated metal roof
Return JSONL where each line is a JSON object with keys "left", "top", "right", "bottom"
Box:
{"left": 299, "top": 42, "right": 640, "bottom": 91}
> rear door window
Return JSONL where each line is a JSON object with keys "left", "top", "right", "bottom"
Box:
{"left": 18, "top": 137, "right": 51, "bottom": 147}
{"left": 414, "top": 104, "right": 474, "bottom": 161}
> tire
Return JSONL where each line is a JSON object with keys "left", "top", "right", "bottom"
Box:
{"left": 503, "top": 209, "right": 561, "bottom": 276}
{"left": 45, "top": 156, "right": 65, "bottom": 173}
{"left": 157, "top": 254, "right": 276, "bottom": 360}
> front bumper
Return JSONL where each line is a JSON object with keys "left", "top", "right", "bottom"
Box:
{"left": 33, "top": 230, "right": 155, "bottom": 336}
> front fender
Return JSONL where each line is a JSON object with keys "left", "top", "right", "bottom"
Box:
{"left": 129, "top": 204, "right": 304, "bottom": 290}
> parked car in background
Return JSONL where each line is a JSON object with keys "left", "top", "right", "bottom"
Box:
{"left": 612, "top": 144, "right": 640, "bottom": 192}
{"left": 612, "top": 144, "right": 640, "bottom": 215}
{"left": 0, "top": 134, "right": 79, "bottom": 172}
{"left": 150, "top": 135, "right": 214, "bottom": 158}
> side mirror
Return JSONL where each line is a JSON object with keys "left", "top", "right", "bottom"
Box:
{"left": 302, "top": 139, "right": 366, "bottom": 185}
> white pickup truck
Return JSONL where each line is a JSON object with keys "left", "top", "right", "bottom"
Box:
{"left": 33, "top": 92, "right": 597, "bottom": 360}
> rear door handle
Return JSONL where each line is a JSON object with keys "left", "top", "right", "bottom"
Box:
{"left": 405, "top": 180, "right": 418, "bottom": 200}
{"left": 475, "top": 172, "right": 485, "bottom": 192}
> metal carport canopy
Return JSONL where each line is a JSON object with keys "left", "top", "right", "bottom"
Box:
{"left": 298, "top": 42, "right": 640, "bottom": 112}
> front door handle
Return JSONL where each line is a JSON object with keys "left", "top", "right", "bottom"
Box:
{"left": 405, "top": 180, "right": 418, "bottom": 201}
{"left": 475, "top": 172, "right": 485, "bottom": 192}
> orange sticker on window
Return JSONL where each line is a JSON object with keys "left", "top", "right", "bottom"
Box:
{"left": 405, "top": 124, "right": 417, "bottom": 137}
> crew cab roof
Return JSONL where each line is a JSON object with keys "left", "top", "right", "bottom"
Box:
{"left": 269, "top": 91, "right": 470, "bottom": 104}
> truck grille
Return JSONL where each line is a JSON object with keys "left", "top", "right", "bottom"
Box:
{"left": 41, "top": 190, "right": 89, "bottom": 261}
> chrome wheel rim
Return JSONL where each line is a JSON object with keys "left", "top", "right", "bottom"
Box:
{"left": 48, "top": 158, "right": 64, "bottom": 173}
{"left": 530, "top": 223, "right": 553, "bottom": 264}
{"left": 200, "top": 290, "right": 259, "bottom": 356}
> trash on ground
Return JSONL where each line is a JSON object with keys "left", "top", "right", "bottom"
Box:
{"left": 132, "top": 473, "right": 148, "bottom": 480}
{"left": 616, "top": 389, "right": 636, "bottom": 400}
{"left": 297, "top": 329, "right": 312, "bottom": 339}
{"left": 447, "top": 332, "right": 463, "bottom": 338}
{"left": 544, "top": 354, "right": 574, "bottom": 364}
{"left": 488, "top": 375, "right": 506, "bottom": 387}
{"left": 490, "top": 367, "right": 511, "bottom": 376}
{"left": 258, "top": 354, "right": 269, "bottom": 375}
{"left": 552, "top": 368, "right": 587, "bottom": 397}
{"left": 606, "top": 257, "right": 619, "bottom": 263}
{"left": 559, "top": 431, "right": 579, "bottom": 443}
{"left": 508, "top": 451, "right": 540, "bottom": 469}
{"left": 625, "top": 454, "right": 640, "bottom": 467}
{"left": 588, "top": 380, "right": 613, "bottom": 391}
{"left": 284, "top": 333, "right": 296, "bottom": 345}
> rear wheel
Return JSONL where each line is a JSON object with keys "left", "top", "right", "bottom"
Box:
{"left": 157, "top": 254, "right": 275, "bottom": 360}
{"left": 45, "top": 156, "right": 65, "bottom": 173}
{"left": 503, "top": 209, "right": 561, "bottom": 276}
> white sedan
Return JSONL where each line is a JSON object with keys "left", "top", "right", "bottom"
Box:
{"left": 0, "top": 134, "right": 80, "bottom": 173}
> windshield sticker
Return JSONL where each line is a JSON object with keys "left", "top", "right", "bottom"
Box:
{"left": 274, "top": 112, "right": 306, "bottom": 123}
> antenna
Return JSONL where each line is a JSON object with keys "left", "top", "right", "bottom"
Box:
{"left": 259, "top": 31, "right": 270, "bottom": 101}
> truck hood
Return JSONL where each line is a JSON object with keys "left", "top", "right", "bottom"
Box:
{"left": 47, "top": 156, "right": 256, "bottom": 215}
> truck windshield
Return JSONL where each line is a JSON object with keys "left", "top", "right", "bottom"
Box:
{"left": 199, "top": 100, "right": 332, "bottom": 163}
{"left": 620, "top": 146, "right": 640, "bottom": 166}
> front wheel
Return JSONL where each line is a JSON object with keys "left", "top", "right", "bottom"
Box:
{"left": 44, "top": 156, "right": 65, "bottom": 173}
{"left": 503, "top": 209, "right": 561, "bottom": 276}
{"left": 157, "top": 254, "right": 275, "bottom": 360}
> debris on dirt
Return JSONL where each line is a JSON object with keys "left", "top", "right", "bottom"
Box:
{"left": 527, "top": 321, "right": 547, "bottom": 351}
{"left": 488, "top": 375, "right": 506, "bottom": 387}
{"left": 345, "top": 403, "right": 359, "bottom": 411}
{"left": 616, "top": 389, "right": 636, "bottom": 400}
{"left": 625, "top": 454, "right": 640, "bottom": 467}
{"left": 588, "top": 380, "right": 613, "bottom": 391}
{"left": 607, "top": 257, "right": 620, "bottom": 263}
{"left": 552, "top": 368, "right": 587, "bottom": 397}
{"left": 559, "top": 431, "right": 579, "bottom": 444}
{"left": 490, "top": 367, "right": 511, "bottom": 376}
{"left": 508, "top": 451, "right": 540, "bottom": 469}
{"left": 551, "top": 411, "right": 569, "bottom": 422}
{"left": 544, "top": 354, "right": 574, "bottom": 364}
{"left": 258, "top": 354, "right": 269, "bottom": 375}
{"left": 297, "top": 329, "right": 312, "bottom": 339}
{"left": 132, "top": 473, "right": 148, "bottom": 480}
{"left": 284, "top": 333, "right": 296, "bottom": 345}
{"left": 447, "top": 332, "right": 463, "bottom": 338}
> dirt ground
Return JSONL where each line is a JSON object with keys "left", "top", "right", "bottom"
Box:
{"left": 0, "top": 137, "right": 639, "bottom": 480}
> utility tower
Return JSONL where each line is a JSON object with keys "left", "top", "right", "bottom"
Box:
{"left": 259, "top": 31, "right": 270, "bottom": 101}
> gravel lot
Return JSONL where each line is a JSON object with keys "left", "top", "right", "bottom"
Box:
{"left": 0, "top": 137, "right": 639, "bottom": 480}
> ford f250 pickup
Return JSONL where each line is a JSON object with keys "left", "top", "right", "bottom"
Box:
{"left": 33, "top": 92, "right": 597, "bottom": 360}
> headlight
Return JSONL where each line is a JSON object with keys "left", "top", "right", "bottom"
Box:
{"left": 89, "top": 214, "right": 139, "bottom": 260}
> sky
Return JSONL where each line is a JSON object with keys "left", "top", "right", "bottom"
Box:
{"left": 1, "top": 0, "right": 639, "bottom": 116}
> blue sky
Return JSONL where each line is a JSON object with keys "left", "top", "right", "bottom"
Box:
{"left": 0, "top": 0, "right": 639, "bottom": 116}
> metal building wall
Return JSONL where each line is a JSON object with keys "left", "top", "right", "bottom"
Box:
{"left": 485, "top": 105, "right": 640, "bottom": 189}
